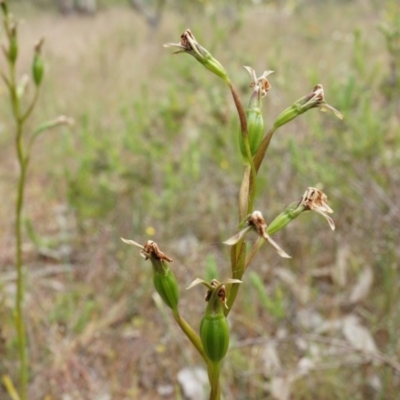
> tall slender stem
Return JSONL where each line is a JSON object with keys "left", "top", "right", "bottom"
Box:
{"left": 15, "top": 128, "right": 28, "bottom": 400}
{"left": 7, "top": 32, "right": 29, "bottom": 399}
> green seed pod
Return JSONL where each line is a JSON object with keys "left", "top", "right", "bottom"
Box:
{"left": 32, "top": 39, "right": 45, "bottom": 87}
{"left": 32, "top": 53, "right": 44, "bottom": 86}
{"left": 200, "top": 311, "right": 229, "bottom": 363}
{"left": 8, "top": 34, "right": 18, "bottom": 64}
{"left": 273, "top": 104, "right": 299, "bottom": 130}
{"left": 199, "top": 283, "right": 230, "bottom": 363}
{"left": 152, "top": 268, "right": 179, "bottom": 310}
{"left": 239, "top": 107, "right": 264, "bottom": 159}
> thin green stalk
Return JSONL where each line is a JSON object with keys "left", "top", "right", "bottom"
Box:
{"left": 238, "top": 164, "right": 251, "bottom": 221}
{"left": 2, "top": 6, "right": 58, "bottom": 398}
{"left": 20, "top": 89, "right": 39, "bottom": 124}
{"left": 227, "top": 81, "right": 257, "bottom": 217}
{"left": 7, "top": 38, "right": 30, "bottom": 400}
{"left": 172, "top": 309, "right": 208, "bottom": 364}
{"left": 253, "top": 126, "right": 276, "bottom": 172}
{"left": 10, "top": 69, "right": 29, "bottom": 398}
{"left": 8, "top": 66, "right": 20, "bottom": 121}
{"left": 226, "top": 81, "right": 247, "bottom": 151}
{"left": 14, "top": 129, "right": 28, "bottom": 400}
{"left": 225, "top": 240, "right": 246, "bottom": 315}
{"left": 10, "top": 62, "right": 29, "bottom": 398}
{"left": 208, "top": 361, "right": 221, "bottom": 400}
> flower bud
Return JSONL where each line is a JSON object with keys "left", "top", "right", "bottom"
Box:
{"left": 32, "top": 38, "right": 45, "bottom": 87}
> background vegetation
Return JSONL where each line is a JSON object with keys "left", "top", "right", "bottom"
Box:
{"left": 0, "top": 0, "right": 399, "bottom": 399}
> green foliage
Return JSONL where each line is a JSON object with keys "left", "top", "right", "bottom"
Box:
{"left": 249, "top": 272, "right": 285, "bottom": 320}
{"left": 49, "top": 289, "right": 98, "bottom": 334}
{"left": 379, "top": 0, "right": 400, "bottom": 99}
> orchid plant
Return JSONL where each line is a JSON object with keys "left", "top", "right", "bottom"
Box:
{"left": 123, "top": 29, "right": 342, "bottom": 400}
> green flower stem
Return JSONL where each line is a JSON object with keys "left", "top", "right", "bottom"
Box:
{"left": 15, "top": 126, "right": 28, "bottom": 400}
{"left": 253, "top": 126, "right": 276, "bottom": 172}
{"left": 208, "top": 361, "right": 221, "bottom": 400}
{"left": 172, "top": 309, "right": 208, "bottom": 364}
{"left": 225, "top": 241, "right": 246, "bottom": 316}
{"left": 8, "top": 66, "right": 20, "bottom": 120}
{"left": 245, "top": 237, "right": 264, "bottom": 271}
{"left": 238, "top": 164, "right": 251, "bottom": 221}
{"left": 224, "top": 80, "right": 261, "bottom": 316}
{"left": 20, "top": 89, "right": 40, "bottom": 124}
{"left": 3, "top": 32, "right": 40, "bottom": 400}
{"left": 226, "top": 81, "right": 247, "bottom": 144}
{"left": 8, "top": 72, "right": 29, "bottom": 399}
{"left": 227, "top": 80, "right": 257, "bottom": 217}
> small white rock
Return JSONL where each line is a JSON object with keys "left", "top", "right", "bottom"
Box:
{"left": 177, "top": 366, "right": 208, "bottom": 400}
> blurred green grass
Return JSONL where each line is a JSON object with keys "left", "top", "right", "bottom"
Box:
{"left": 0, "top": 0, "right": 399, "bottom": 399}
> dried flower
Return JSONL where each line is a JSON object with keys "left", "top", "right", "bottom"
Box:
{"left": 300, "top": 187, "right": 335, "bottom": 230}
{"left": 267, "top": 187, "right": 335, "bottom": 234}
{"left": 244, "top": 66, "right": 273, "bottom": 100}
{"left": 164, "top": 29, "right": 229, "bottom": 81}
{"left": 121, "top": 238, "right": 173, "bottom": 262}
{"left": 187, "top": 278, "right": 241, "bottom": 308}
{"left": 224, "top": 211, "right": 291, "bottom": 258}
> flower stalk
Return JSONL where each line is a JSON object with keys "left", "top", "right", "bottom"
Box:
{"left": 124, "top": 28, "right": 343, "bottom": 399}
{"left": 1, "top": 2, "right": 71, "bottom": 397}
